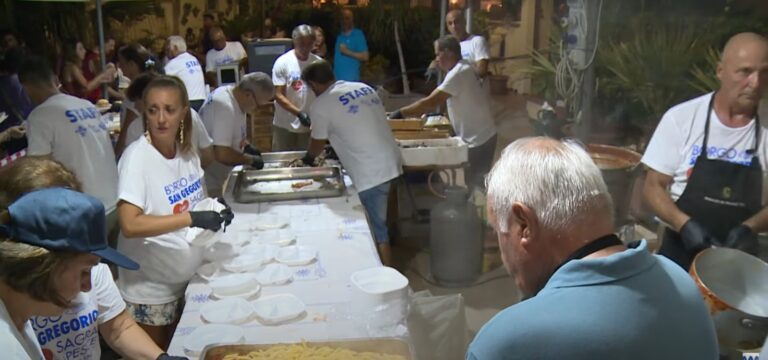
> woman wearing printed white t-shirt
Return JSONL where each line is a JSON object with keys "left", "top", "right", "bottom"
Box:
{"left": 117, "top": 76, "right": 232, "bottom": 349}
{"left": 122, "top": 73, "right": 214, "bottom": 168}
{"left": 0, "top": 157, "right": 184, "bottom": 360}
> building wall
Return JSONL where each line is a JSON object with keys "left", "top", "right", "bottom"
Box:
{"left": 486, "top": 0, "right": 553, "bottom": 94}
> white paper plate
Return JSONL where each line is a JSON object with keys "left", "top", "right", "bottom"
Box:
{"left": 252, "top": 294, "right": 306, "bottom": 325}
{"left": 275, "top": 245, "right": 318, "bottom": 266}
{"left": 250, "top": 214, "right": 289, "bottom": 230}
{"left": 240, "top": 243, "right": 278, "bottom": 261}
{"left": 208, "top": 273, "right": 258, "bottom": 296}
{"left": 200, "top": 297, "right": 255, "bottom": 324}
{"left": 255, "top": 263, "right": 293, "bottom": 285}
{"left": 221, "top": 253, "right": 270, "bottom": 273}
{"left": 253, "top": 229, "right": 295, "bottom": 246}
{"left": 183, "top": 324, "right": 245, "bottom": 356}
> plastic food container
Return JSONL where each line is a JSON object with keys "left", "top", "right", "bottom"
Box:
{"left": 208, "top": 273, "right": 259, "bottom": 296}
{"left": 252, "top": 294, "right": 306, "bottom": 325}
{"left": 253, "top": 229, "right": 295, "bottom": 246}
{"left": 397, "top": 137, "right": 468, "bottom": 167}
{"left": 275, "top": 245, "right": 318, "bottom": 266}
{"left": 196, "top": 262, "right": 228, "bottom": 281}
{"left": 203, "top": 242, "right": 237, "bottom": 263}
{"left": 221, "top": 253, "right": 270, "bottom": 273}
{"left": 240, "top": 243, "right": 278, "bottom": 261}
{"left": 183, "top": 324, "right": 245, "bottom": 356}
{"left": 250, "top": 214, "right": 289, "bottom": 230}
{"left": 255, "top": 263, "right": 293, "bottom": 286}
{"left": 350, "top": 267, "right": 410, "bottom": 328}
{"left": 200, "top": 298, "right": 255, "bottom": 324}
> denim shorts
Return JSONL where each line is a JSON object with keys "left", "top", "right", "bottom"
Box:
{"left": 125, "top": 299, "right": 183, "bottom": 326}
{"left": 358, "top": 180, "right": 393, "bottom": 245}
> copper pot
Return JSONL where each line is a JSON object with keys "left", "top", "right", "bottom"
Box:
{"left": 690, "top": 248, "right": 768, "bottom": 350}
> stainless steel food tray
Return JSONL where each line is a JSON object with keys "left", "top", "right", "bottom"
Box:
{"left": 260, "top": 151, "right": 305, "bottom": 169}
{"left": 199, "top": 338, "right": 413, "bottom": 359}
{"left": 225, "top": 166, "right": 346, "bottom": 203}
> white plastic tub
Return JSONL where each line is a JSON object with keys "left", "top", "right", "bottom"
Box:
{"left": 350, "top": 267, "right": 410, "bottom": 329}
{"left": 397, "top": 137, "right": 468, "bottom": 167}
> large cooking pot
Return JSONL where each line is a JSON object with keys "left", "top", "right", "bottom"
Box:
{"left": 586, "top": 144, "right": 642, "bottom": 229}
{"left": 690, "top": 248, "right": 768, "bottom": 351}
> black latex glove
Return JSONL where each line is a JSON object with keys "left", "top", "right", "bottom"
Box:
{"left": 189, "top": 211, "right": 225, "bottom": 232}
{"left": 157, "top": 353, "right": 188, "bottom": 360}
{"left": 216, "top": 197, "right": 234, "bottom": 229}
{"left": 323, "top": 144, "right": 339, "bottom": 160}
{"left": 388, "top": 109, "right": 404, "bottom": 119}
{"left": 298, "top": 112, "right": 311, "bottom": 127}
{"left": 723, "top": 224, "right": 759, "bottom": 254}
{"left": 301, "top": 153, "right": 316, "bottom": 167}
{"left": 250, "top": 154, "right": 264, "bottom": 170}
{"left": 243, "top": 143, "right": 261, "bottom": 156}
{"left": 679, "top": 219, "right": 718, "bottom": 253}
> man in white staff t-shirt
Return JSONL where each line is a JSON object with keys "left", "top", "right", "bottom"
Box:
{"left": 19, "top": 56, "right": 121, "bottom": 244}
{"left": 426, "top": 9, "right": 490, "bottom": 80}
{"left": 301, "top": 60, "right": 403, "bottom": 265}
{"left": 205, "top": 27, "right": 247, "bottom": 88}
{"left": 200, "top": 72, "right": 275, "bottom": 196}
{"left": 271, "top": 24, "right": 322, "bottom": 151}
{"left": 165, "top": 35, "right": 206, "bottom": 111}
{"left": 391, "top": 36, "right": 497, "bottom": 191}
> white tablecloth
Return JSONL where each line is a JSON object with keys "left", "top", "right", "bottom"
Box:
{"left": 167, "top": 182, "right": 406, "bottom": 357}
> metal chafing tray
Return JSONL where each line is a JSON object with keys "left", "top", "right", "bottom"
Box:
{"left": 260, "top": 151, "right": 305, "bottom": 169}
{"left": 224, "top": 166, "right": 346, "bottom": 203}
{"left": 199, "top": 338, "right": 413, "bottom": 359}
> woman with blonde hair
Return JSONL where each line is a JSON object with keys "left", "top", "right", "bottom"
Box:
{"left": 0, "top": 157, "right": 187, "bottom": 359}
{"left": 0, "top": 162, "right": 140, "bottom": 359}
{"left": 117, "top": 75, "right": 232, "bottom": 348}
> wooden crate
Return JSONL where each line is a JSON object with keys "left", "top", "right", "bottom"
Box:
{"left": 248, "top": 103, "right": 274, "bottom": 152}
{"left": 393, "top": 129, "right": 451, "bottom": 140}
{"left": 388, "top": 118, "right": 425, "bottom": 131}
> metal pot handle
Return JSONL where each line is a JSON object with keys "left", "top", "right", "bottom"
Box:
{"left": 740, "top": 318, "right": 768, "bottom": 331}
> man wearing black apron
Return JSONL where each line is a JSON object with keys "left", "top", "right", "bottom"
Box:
{"left": 642, "top": 32, "right": 768, "bottom": 270}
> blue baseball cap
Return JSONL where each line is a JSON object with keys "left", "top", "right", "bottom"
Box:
{"left": 0, "top": 188, "right": 139, "bottom": 270}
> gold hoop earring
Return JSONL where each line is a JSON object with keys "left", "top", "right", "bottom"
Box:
{"left": 179, "top": 120, "right": 184, "bottom": 144}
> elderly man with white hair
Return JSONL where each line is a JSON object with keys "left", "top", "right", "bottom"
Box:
{"left": 164, "top": 35, "right": 206, "bottom": 111}
{"left": 199, "top": 72, "right": 275, "bottom": 196}
{"left": 271, "top": 24, "right": 322, "bottom": 151}
{"left": 466, "top": 137, "right": 718, "bottom": 359}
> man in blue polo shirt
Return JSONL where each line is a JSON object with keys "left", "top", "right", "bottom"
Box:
{"left": 467, "top": 137, "right": 718, "bottom": 360}
{"left": 333, "top": 8, "right": 369, "bottom": 81}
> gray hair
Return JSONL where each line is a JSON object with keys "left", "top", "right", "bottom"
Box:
{"left": 486, "top": 137, "right": 613, "bottom": 233}
{"left": 237, "top": 72, "right": 275, "bottom": 97}
{"left": 292, "top": 24, "right": 315, "bottom": 41}
{"left": 167, "top": 35, "right": 187, "bottom": 53}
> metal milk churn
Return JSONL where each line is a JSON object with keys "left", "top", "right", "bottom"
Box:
{"left": 430, "top": 186, "right": 482, "bottom": 287}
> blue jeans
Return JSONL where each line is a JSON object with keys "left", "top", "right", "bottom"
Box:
{"left": 358, "top": 180, "right": 392, "bottom": 244}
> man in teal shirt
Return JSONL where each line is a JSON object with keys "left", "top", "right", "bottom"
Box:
{"left": 333, "top": 8, "right": 369, "bottom": 81}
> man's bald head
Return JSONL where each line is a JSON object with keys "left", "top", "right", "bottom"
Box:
{"left": 210, "top": 27, "right": 227, "bottom": 50}
{"left": 716, "top": 32, "right": 768, "bottom": 115}
{"left": 446, "top": 9, "right": 467, "bottom": 39}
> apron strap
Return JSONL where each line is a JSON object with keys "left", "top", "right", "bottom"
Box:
{"left": 701, "top": 92, "right": 761, "bottom": 159}
{"left": 552, "top": 234, "right": 624, "bottom": 274}
{"left": 699, "top": 93, "right": 715, "bottom": 159}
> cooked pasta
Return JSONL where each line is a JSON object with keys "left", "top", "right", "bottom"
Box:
{"left": 221, "top": 342, "right": 408, "bottom": 360}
